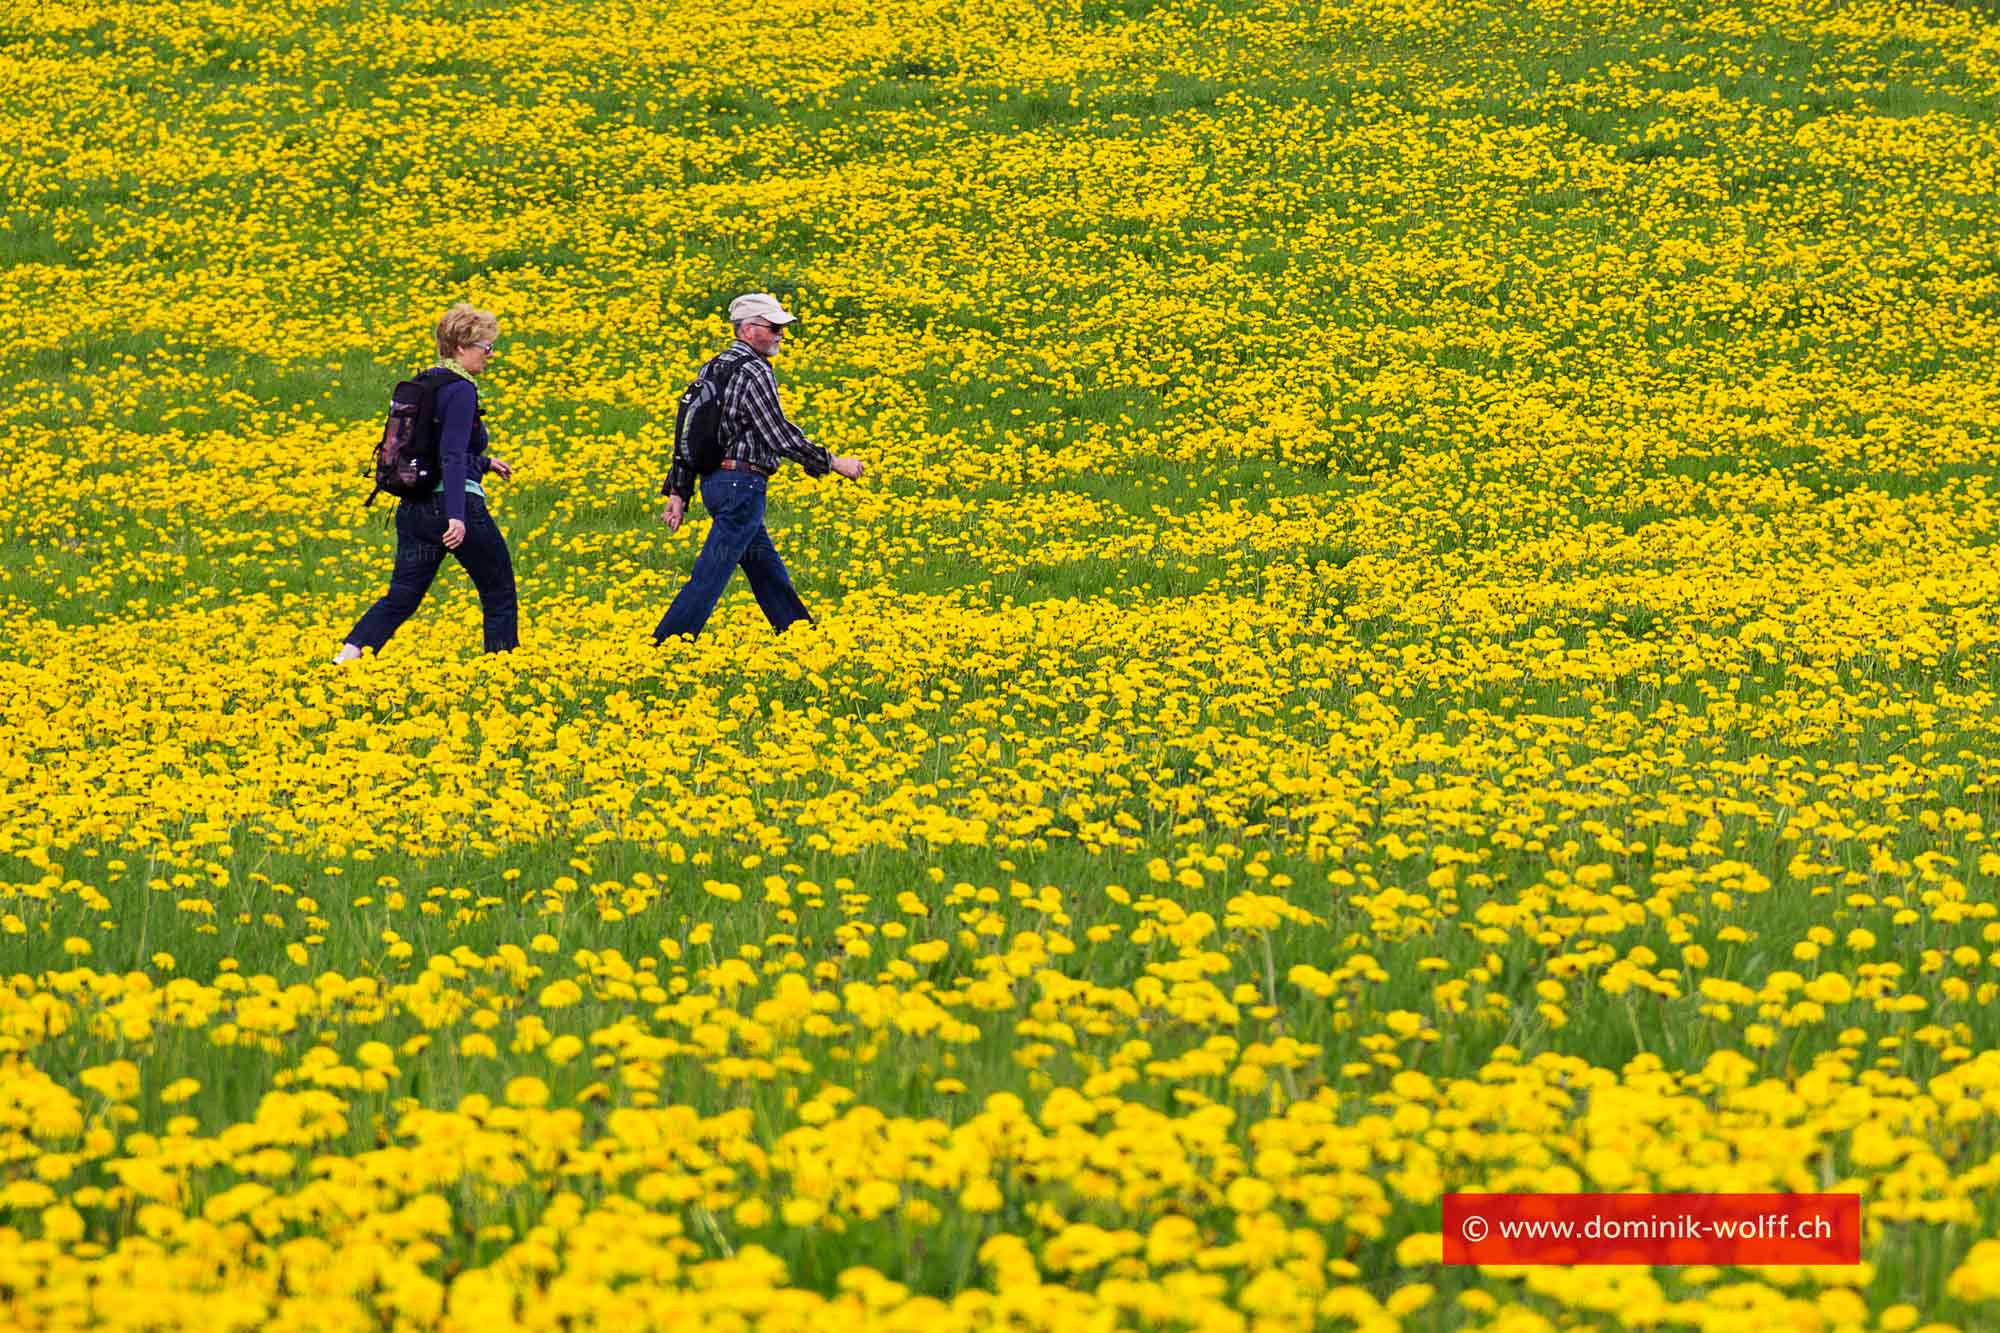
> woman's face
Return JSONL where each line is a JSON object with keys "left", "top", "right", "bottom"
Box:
{"left": 457, "top": 332, "right": 498, "bottom": 374}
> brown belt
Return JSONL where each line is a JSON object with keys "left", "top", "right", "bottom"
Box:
{"left": 716, "top": 459, "right": 771, "bottom": 478}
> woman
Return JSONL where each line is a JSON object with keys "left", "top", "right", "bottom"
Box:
{"left": 337, "top": 304, "right": 519, "bottom": 660}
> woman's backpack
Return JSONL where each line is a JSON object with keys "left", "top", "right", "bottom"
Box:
{"left": 366, "top": 367, "right": 458, "bottom": 505}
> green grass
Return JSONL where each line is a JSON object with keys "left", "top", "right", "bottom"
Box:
{"left": 6, "top": 0, "right": 2000, "bottom": 1321}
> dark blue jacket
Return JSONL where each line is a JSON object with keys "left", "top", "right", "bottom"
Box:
{"left": 434, "top": 376, "right": 491, "bottom": 523}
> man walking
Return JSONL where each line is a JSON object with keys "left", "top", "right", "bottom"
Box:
{"left": 654, "top": 293, "right": 865, "bottom": 641}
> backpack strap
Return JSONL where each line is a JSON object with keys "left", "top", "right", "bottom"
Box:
{"left": 707, "top": 352, "right": 752, "bottom": 450}
{"left": 418, "top": 365, "right": 463, "bottom": 399}
{"left": 418, "top": 366, "right": 468, "bottom": 436}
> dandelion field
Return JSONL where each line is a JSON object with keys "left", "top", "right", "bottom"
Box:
{"left": 5, "top": 0, "right": 2000, "bottom": 1327}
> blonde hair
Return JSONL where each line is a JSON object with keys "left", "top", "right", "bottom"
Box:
{"left": 435, "top": 303, "right": 499, "bottom": 361}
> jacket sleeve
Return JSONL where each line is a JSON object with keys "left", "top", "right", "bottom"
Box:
{"left": 435, "top": 380, "right": 476, "bottom": 522}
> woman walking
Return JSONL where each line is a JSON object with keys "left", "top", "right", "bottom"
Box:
{"left": 337, "top": 304, "right": 519, "bottom": 660}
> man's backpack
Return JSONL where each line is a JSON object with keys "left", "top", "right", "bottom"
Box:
{"left": 673, "top": 354, "right": 751, "bottom": 476}
{"left": 366, "top": 367, "right": 457, "bottom": 506}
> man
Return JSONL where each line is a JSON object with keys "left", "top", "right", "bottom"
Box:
{"left": 654, "top": 293, "right": 866, "bottom": 641}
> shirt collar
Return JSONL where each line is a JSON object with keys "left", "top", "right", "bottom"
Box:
{"left": 439, "top": 359, "right": 477, "bottom": 382}
{"left": 729, "top": 338, "right": 767, "bottom": 361}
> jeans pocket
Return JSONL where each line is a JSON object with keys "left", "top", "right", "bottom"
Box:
{"left": 701, "top": 477, "right": 739, "bottom": 518}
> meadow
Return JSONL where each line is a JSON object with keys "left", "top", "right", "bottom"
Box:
{"left": 4, "top": 0, "right": 2000, "bottom": 1327}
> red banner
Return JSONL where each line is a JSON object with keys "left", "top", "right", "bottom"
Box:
{"left": 1442, "top": 1193, "right": 1862, "bottom": 1266}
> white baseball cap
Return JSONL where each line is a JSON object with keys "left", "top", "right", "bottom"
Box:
{"left": 728, "top": 293, "right": 796, "bottom": 325}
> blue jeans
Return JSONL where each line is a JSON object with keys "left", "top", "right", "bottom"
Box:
{"left": 654, "top": 471, "right": 811, "bottom": 641}
{"left": 346, "top": 492, "right": 519, "bottom": 653}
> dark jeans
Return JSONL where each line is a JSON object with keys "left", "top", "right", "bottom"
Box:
{"left": 346, "top": 492, "right": 518, "bottom": 654}
{"left": 654, "top": 471, "right": 810, "bottom": 641}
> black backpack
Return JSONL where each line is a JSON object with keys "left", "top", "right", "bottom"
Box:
{"left": 366, "top": 367, "right": 457, "bottom": 505}
{"left": 673, "top": 354, "right": 751, "bottom": 476}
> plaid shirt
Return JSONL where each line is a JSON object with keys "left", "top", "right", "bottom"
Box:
{"left": 663, "top": 340, "right": 832, "bottom": 500}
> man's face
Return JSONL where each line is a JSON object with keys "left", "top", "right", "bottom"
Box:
{"left": 742, "top": 319, "right": 785, "bottom": 356}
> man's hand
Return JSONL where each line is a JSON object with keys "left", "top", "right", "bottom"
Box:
{"left": 661, "top": 495, "right": 686, "bottom": 532}
{"left": 833, "top": 455, "right": 866, "bottom": 480}
{"left": 488, "top": 457, "right": 513, "bottom": 481}
{"left": 443, "top": 518, "right": 467, "bottom": 550}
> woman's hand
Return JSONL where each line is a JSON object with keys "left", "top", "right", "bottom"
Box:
{"left": 443, "top": 519, "right": 467, "bottom": 550}
{"left": 488, "top": 457, "right": 513, "bottom": 481}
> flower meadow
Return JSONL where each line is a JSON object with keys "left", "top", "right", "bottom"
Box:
{"left": 5, "top": 0, "right": 2000, "bottom": 1327}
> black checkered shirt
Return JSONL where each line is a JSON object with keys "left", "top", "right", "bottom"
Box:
{"left": 663, "top": 340, "right": 833, "bottom": 500}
